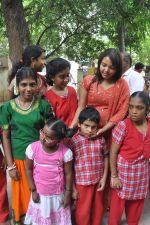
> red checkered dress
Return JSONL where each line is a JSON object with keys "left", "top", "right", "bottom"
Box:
{"left": 112, "top": 120, "right": 150, "bottom": 200}
{"left": 68, "top": 133, "right": 108, "bottom": 185}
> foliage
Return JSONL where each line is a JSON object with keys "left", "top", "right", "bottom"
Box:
{"left": 0, "top": 0, "right": 150, "bottom": 62}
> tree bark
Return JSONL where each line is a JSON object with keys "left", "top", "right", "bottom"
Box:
{"left": 117, "top": 21, "right": 125, "bottom": 52}
{"left": 1, "top": 0, "right": 30, "bottom": 64}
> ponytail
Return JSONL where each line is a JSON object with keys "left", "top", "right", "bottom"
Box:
{"left": 46, "top": 118, "right": 75, "bottom": 140}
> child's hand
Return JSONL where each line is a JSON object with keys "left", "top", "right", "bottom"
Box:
{"left": 72, "top": 188, "right": 79, "bottom": 200}
{"left": 96, "top": 128, "right": 104, "bottom": 136}
{"left": 63, "top": 191, "right": 71, "bottom": 208}
{"left": 9, "top": 168, "right": 20, "bottom": 181}
{"left": 111, "top": 177, "right": 122, "bottom": 189}
{"left": 32, "top": 191, "right": 40, "bottom": 203}
{"left": 97, "top": 177, "right": 106, "bottom": 191}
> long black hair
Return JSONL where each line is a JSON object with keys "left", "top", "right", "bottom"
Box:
{"left": 94, "top": 48, "right": 122, "bottom": 83}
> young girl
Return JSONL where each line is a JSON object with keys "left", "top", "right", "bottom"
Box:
{"left": 24, "top": 118, "right": 73, "bottom": 225}
{"left": 1, "top": 67, "right": 53, "bottom": 224}
{"left": 109, "top": 91, "right": 150, "bottom": 225}
{"left": 44, "top": 58, "right": 78, "bottom": 127}
{"left": 8, "top": 45, "right": 47, "bottom": 99}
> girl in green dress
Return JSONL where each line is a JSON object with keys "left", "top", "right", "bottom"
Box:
{"left": 1, "top": 67, "right": 53, "bottom": 224}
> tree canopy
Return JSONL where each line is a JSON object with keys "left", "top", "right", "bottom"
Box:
{"left": 0, "top": 0, "right": 150, "bottom": 64}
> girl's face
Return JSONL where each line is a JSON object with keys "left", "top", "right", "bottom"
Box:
{"left": 32, "top": 53, "right": 46, "bottom": 72}
{"left": 100, "top": 56, "right": 116, "bottom": 81}
{"left": 18, "top": 77, "right": 37, "bottom": 100}
{"left": 40, "top": 126, "right": 59, "bottom": 148}
{"left": 52, "top": 67, "right": 70, "bottom": 90}
{"left": 129, "top": 97, "right": 147, "bottom": 122}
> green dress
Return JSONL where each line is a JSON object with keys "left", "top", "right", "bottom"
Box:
{"left": 1, "top": 98, "right": 53, "bottom": 160}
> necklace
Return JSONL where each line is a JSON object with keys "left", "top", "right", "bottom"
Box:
{"left": 16, "top": 96, "right": 35, "bottom": 111}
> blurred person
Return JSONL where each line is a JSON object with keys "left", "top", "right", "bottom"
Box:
{"left": 134, "top": 62, "right": 145, "bottom": 74}
{"left": 122, "top": 53, "right": 145, "bottom": 95}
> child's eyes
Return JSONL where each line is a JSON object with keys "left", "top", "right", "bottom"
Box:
{"left": 59, "top": 75, "right": 69, "bottom": 80}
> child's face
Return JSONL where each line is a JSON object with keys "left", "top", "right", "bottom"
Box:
{"left": 52, "top": 67, "right": 70, "bottom": 90}
{"left": 129, "top": 97, "right": 147, "bottom": 122}
{"left": 40, "top": 126, "right": 59, "bottom": 147}
{"left": 33, "top": 53, "right": 46, "bottom": 72}
{"left": 78, "top": 119, "right": 98, "bottom": 138}
{"left": 18, "top": 77, "right": 37, "bottom": 100}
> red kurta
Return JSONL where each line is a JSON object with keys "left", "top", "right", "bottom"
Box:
{"left": 44, "top": 86, "right": 78, "bottom": 126}
{"left": 82, "top": 75, "right": 130, "bottom": 127}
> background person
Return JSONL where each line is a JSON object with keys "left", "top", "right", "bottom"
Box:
{"left": 8, "top": 45, "right": 47, "bottom": 99}
{"left": 122, "top": 53, "right": 145, "bottom": 95}
{"left": 134, "top": 62, "right": 145, "bottom": 74}
{"left": 0, "top": 128, "right": 9, "bottom": 225}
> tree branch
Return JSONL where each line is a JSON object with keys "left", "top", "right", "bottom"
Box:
{"left": 46, "top": 24, "right": 81, "bottom": 58}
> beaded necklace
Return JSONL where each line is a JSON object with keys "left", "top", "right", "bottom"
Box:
{"left": 16, "top": 96, "right": 35, "bottom": 111}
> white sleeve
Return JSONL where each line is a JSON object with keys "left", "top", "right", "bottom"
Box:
{"left": 64, "top": 149, "right": 73, "bottom": 162}
{"left": 129, "top": 74, "right": 145, "bottom": 95}
{"left": 25, "top": 144, "right": 33, "bottom": 160}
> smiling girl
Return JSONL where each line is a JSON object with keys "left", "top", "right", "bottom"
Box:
{"left": 1, "top": 67, "right": 53, "bottom": 224}
{"left": 44, "top": 58, "right": 78, "bottom": 127}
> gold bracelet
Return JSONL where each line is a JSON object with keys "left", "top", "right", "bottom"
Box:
{"left": 111, "top": 174, "right": 118, "bottom": 178}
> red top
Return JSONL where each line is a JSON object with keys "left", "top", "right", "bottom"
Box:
{"left": 44, "top": 86, "right": 78, "bottom": 126}
{"left": 82, "top": 75, "right": 129, "bottom": 127}
{"left": 112, "top": 117, "right": 150, "bottom": 160}
{"left": 112, "top": 117, "right": 150, "bottom": 199}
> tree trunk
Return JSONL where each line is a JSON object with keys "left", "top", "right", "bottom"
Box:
{"left": 1, "top": 0, "right": 30, "bottom": 64}
{"left": 117, "top": 21, "right": 125, "bottom": 52}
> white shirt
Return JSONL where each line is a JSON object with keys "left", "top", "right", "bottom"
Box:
{"left": 122, "top": 68, "right": 145, "bottom": 95}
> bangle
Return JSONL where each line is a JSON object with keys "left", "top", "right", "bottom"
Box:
{"left": 65, "top": 188, "right": 72, "bottom": 192}
{"left": 111, "top": 174, "right": 118, "bottom": 178}
{"left": 7, "top": 163, "right": 16, "bottom": 171}
{"left": 30, "top": 188, "right": 36, "bottom": 192}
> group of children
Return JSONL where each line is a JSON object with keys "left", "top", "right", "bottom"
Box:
{"left": 0, "top": 45, "right": 149, "bottom": 225}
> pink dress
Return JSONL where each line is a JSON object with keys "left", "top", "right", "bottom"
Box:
{"left": 24, "top": 141, "right": 73, "bottom": 225}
